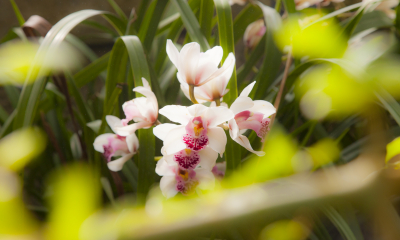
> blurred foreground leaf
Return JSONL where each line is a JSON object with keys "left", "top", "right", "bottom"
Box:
{"left": 0, "top": 127, "right": 46, "bottom": 171}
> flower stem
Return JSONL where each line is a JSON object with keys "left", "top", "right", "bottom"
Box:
{"left": 215, "top": 98, "right": 221, "bottom": 106}
{"left": 189, "top": 84, "right": 199, "bottom": 104}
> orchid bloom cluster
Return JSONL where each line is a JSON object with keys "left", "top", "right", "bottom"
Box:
{"left": 153, "top": 40, "right": 276, "bottom": 198}
{"left": 93, "top": 39, "right": 276, "bottom": 198}
{"left": 93, "top": 78, "right": 158, "bottom": 172}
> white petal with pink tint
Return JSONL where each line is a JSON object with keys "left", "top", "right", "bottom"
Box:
{"left": 228, "top": 119, "right": 265, "bottom": 156}
{"left": 159, "top": 105, "right": 191, "bottom": 125}
{"left": 126, "top": 133, "right": 139, "bottom": 153}
{"left": 163, "top": 126, "right": 187, "bottom": 155}
{"left": 114, "top": 121, "right": 150, "bottom": 137}
{"left": 230, "top": 96, "right": 254, "bottom": 115}
{"left": 205, "top": 106, "right": 234, "bottom": 127}
{"left": 93, "top": 133, "right": 113, "bottom": 153}
{"left": 249, "top": 100, "right": 276, "bottom": 118}
{"left": 166, "top": 39, "right": 180, "bottom": 67}
{"left": 207, "top": 127, "right": 227, "bottom": 156}
{"left": 240, "top": 81, "right": 256, "bottom": 97}
{"left": 187, "top": 104, "right": 208, "bottom": 118}
{"left": 107, "top": 153, "right": 134, "bottom": 172}
{"left": 153, "top": 123, "right": 181, "bottom": 141}
{"left": 160, "top": 175, "right": 179, "bottom": 199}
{"left": 198, "top": 146, "right": 218, "bottom": 171}
{"left": 106, "top": 115, "right": 124, "bottom": 134}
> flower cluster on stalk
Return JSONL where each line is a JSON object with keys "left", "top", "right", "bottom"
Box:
{"left": 93, "top": 39, "right": 276, "bottom": 198}
{"left": 154, "top": 40, "right": 276, "bottom": 198}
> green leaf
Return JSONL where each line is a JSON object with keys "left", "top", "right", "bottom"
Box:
{"left": 10, "top": 0, "right": 25, "bottom": 26}
{"left": 172, "top": 0, "right": 210, "bottom": 51}
{"left": 214, "top": 0, "right": 240, "bottom": 174}
{"left": 4, "top": 85, "right": 20, "bottom": 108}
{"left": 252, "top": 3, "right": 282, "bottom": 100}
{"left": 154, "top": 0, "right": 201, "bottom": 75}
{"left": 138, "top": 0, "right": 169, "bottom": 52}
{"left": 137, "top": 128, "right": 156, "bottom": 205}
{"left": 237, "top": 35, "right": 265, "bottom": 84}
{"left": 0, "top": 110, "right": 16, "bottom": 138}
{"left": 396, "top": 2, "right": 400, "bottom": 32}
{"left": 74, "top": 52, "right": 110, "bottom": 88}
{"left": 133, "top": 0, "right": 152, "bottom": 31}
{"left": 199, "top": 0, "right": 214, "bottom": 41}
{"left": 233, "top": 4, "right": 263, "bottom": 44}
{"left": 282, "top": 0, "right": 296, "bottom": 14}
{"left": 99, "top": 86, "right": 122, "bottom": 134}
{"left": 65, "top": 72, "right": 95, "bottom": 123}
{"left": 106, "top": 0, "right": 128, "bottom": 22}
{"left": 340, "top": 7, "right": 365, "bottom": 40}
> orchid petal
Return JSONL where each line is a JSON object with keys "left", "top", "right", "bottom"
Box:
{"left": 233, "top": 134, "right": 265, "bottom": 156}
{"left": 228, "top": 119, "right": 240, "bottom": 139}
{"left": 179, "top": 42, "right": 200, "bottom": 85}
{"left": 106, "top": 115, "right": 123, "bottom": 134}
{"left": 159, "top": 105, "right": 191, "bottom": 125}
{"left": 198, "top": 53, "right": 236, "bottom": 86}
{"left": 249, "top": 100, "right": 276, "bottom": 117}
{"left": 156, "top": 158, "right": 175, "bottom": 176}
{"left": 240, "top": 81, "right": 256, "bottom": 97}
{"left": 126, "top": 133, "right": 139, "bottom": 153}
{"left": 93, "top": 133, "right": 115, "bottom": 153}
{"left": 205, "top": 106, "right": 234, "bottom": 127}
{"left": 113, "top": 121, "right": 150, "bottom": 136}
{"left": 160, "top": 175, "right": 178, "bottom": 198}
{"left": 163, "top": 126, "right": 187, "bottom": 155}
{"left": 207, "top": 127, "right": 227, "bottom": 156}
{"left": 153, "top": 123, "right": 180, "bottom": 141}
{"left": 198, "top": 147, "right": 218, "bottom": 171}
{"left": 166, "top": 39, "right": 179, "bottom": 67}
{"left": 187, "top": 104, "right": 208, "bottom": 117}
{"left": 107, "top": 153, "right": 134, "bottom": 172}
{"left": 230, "top": 96, "right": 254, "bottom": 115}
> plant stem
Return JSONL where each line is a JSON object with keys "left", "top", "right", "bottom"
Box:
{"left": 189, "top": 84, "right": 199, "bottom": 104}
{"left": 215, "top": 98, "right": 221, "bottom": 106}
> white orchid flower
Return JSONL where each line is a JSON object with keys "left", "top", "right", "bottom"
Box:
{"left": 156, "top": 157, "right": 215, "bottom": 198}
{"left": 93, "top": 118, "right": 139, "bottom": 172}
{"left": 153, "top": 104, "right": 234, "bottom": 156}
{"left": 228, "top": 82, "right": 276, "bottom": 156}
{"left": 112, "top": 78, "right": 158, "bottom": 136}
{"left": 244, "top": 19, "right": 266, "bottom": 49}
{"left": 166, "top": 40, "right": 235, "bottom": 88}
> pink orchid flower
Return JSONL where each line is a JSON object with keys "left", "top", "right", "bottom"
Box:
{"left": 93, "top": 118, "right": 139, "bottom": 172}
{"left": 112, "top": 78, "right": 158, "bottom": 136}
{"left": 228, "top": 82, "right": 276, "bottom": 156}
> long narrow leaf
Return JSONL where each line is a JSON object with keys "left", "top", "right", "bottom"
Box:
{"left": 233, "top": 4, "right": 263, "bottom": 44}
{"left": 172, "top": 0, "right": 210, "bottom": 51}
{"left": 138, "top": 0, "right": 169, "bottom": 52}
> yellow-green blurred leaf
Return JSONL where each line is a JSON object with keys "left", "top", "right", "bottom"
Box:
{"left": 45, "top": 164, "right": 100, "bottom": 240}
{"left": 296, "top": 65, "right": 372, "bottom": 117}
{"left": 307, "top": 138, "right": 340, "bottom": 168}
{"left": 0, "top": 127, "right": 46, "bottom": 171}
{"left": 259, "top": 220, "right": 309, "bottom": 240}
{"left": 386, "top": 137, "right": 400, "bottom": 163}
{"left": 0, "top": 167, "right": 39, "bottom": 236}
{"left": 225, "top": 126, "right": 298, "bottom": 187}
{"left": 274, "top": 17, "right": 347, "bottom": 59}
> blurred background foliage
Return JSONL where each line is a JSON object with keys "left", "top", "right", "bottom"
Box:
{"left": 2, "top": 0, "right": 400, "bottom": 239}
